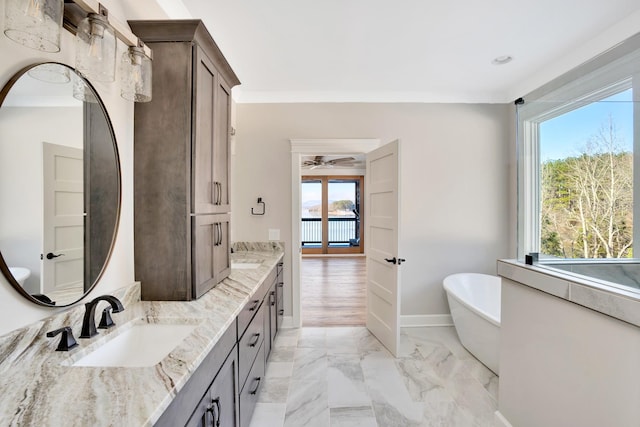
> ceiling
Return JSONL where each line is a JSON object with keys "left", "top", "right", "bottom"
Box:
{"left": 159, "top": 0, "right": 640, "bottom": 103}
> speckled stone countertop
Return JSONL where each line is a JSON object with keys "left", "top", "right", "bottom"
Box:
{"left": 0, "top": 242, "right": 284, "bottom": 427}
{"left": 498, "top": 259, "right": 640, "bottom": 327}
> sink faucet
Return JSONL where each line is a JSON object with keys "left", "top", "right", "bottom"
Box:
{"left": 80, "top": 295, "right": 125, "bottom": 338}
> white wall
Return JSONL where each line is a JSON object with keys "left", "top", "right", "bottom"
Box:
{"left": 232, "top": 103, "right": 513, "bottom": 317}
{"left": 0, "top": 0, "right": 169, "bottom": 336}
{"left": 499, "top": 279, "right": 640, "bottom": 426}
{"left": 0, "top": 107, "right": 82, "bottom": 293}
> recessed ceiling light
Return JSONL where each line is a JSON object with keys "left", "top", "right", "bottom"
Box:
{"left": 492, "top": 55, "right": 513, "bottom": 65}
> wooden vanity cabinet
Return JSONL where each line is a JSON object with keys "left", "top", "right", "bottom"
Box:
{"left": 186, "top": 350, "right": 239, "bottom": 427}
{"left": 130, "top": 20, "right": 239, "bottom": 301}
{"left": 155, "top": 321, "right": 238, "bottom": 427}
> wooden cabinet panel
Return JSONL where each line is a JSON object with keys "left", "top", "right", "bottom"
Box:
{"left": 130, "top": 20, "right": 239, "bottom": 301}
{"left": 214, "top": 79, "right": 231, "bottom": 211}
{"left": 193, "top": 214, "right": 230, "bottom": 299}
{"left": 192, "top": 48, "right": 217, "bottom": 214}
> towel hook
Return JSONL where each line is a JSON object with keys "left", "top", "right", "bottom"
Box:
{"left": 251, "top": 197, "right": 266, "bottom": 215}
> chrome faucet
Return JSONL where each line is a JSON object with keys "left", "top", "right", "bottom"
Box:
{"left": 79, "top": 295, "right": 125, "bottom": 338}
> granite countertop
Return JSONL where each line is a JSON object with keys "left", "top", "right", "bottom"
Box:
{"left": 498, "top": 259, "right": 640, "bottom": 328}
{"left": 0, "top": 242, "right": 284, "bottom": 427}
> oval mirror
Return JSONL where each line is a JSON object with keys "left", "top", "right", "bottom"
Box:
{"left": 0, "top": 62, "right": 121, "bottom": 307}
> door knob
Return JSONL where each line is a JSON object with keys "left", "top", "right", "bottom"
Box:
{"left": 384, "top": 257, "right": 397, "bottom": 264}
{"left": 46, "top": 252, "right": 64, "bottom": 260}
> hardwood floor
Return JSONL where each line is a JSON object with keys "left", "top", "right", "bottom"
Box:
{"left": 301, "top": 256, "right": 366, "bottom": 327}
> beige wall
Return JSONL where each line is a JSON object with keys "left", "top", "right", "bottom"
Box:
{"left": 232, "top": 103, "right": 514, "bottom": 318}
{"left": 499, "top": 279, "right": 640, "bottom": 426}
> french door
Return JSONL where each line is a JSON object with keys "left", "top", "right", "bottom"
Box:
{"left": 301, "top": 175, "right": 364, "bottom": 255}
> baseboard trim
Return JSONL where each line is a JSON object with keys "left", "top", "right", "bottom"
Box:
{"left": 494, "top": 411, "right": 513, "bottom": 427}
{"left": 281, "top": 316, "right": 295, "bottom": 329}
{"left": 400, "top": 314, "right": 453, "bottom": 327}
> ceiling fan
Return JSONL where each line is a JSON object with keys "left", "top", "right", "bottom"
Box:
{"left": 302, "top": 155, "right": 360, "bottom": 169}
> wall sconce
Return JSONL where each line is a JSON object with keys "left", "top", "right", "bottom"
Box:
{"left": 75, "top": 7, "right": 116, "bottom": 82}
{"left": 120, "top": 41, "right": 152, "bottom": 102}
{"left": 3, "top": 0, "right": 63, "bottom": 52}
{"left": 3, "top": 0, "right": 153, "bottom": 102}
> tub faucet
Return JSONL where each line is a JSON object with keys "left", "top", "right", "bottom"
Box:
{"left": 80, "top": 295, "right": 125, "bottom": 338}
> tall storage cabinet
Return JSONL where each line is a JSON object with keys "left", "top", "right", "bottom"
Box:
{"left": 130, "top": 20, "right": 240, "bottom": 301}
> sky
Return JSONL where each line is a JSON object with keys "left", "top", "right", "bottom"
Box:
{"left": 539, "top": 89, "right": 634, "bottom": 161}
{"left": 301, "top": 181, "right": 356, "bottom": 204}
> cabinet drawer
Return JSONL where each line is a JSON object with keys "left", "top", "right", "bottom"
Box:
{"left": 238, "top": 301, "right": 265, "bottom": 389}
{"left": 239, "top": 342, "right": 265, "bottom": 427}
{"left": 237, "top": 267, "right": 274, "bottom": 336}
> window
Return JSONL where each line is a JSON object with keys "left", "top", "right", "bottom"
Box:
{"left": 301, "top": 176, "right": 364, "bottom": 254}
{"left": 517, "top": 35, "right": 640, "bottom": 273}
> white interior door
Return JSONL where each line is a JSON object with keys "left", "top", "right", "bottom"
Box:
{"left": 42, "top": 142, "right": 84, "bottom": 298}
{"left": 365, "top": 140, "right": 402, "bottom": 356}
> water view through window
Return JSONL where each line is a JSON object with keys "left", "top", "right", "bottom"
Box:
{"left": 301, "top": 176, "right": 363, "bottom": 254}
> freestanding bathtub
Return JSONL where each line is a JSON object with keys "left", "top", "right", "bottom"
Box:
{"left": 443, "top": 273, "right": 501, "bottom": 374}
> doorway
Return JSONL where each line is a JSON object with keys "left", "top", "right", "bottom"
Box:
{"left": 290, "top": 139, "right": 380, "bottom": 327}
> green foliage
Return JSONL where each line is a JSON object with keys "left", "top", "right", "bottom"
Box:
{"left": 331, "top": 200, "right": 355, "bottom": 211}
{"left": 540, "top": 119, "right": 633, "bottom": 258}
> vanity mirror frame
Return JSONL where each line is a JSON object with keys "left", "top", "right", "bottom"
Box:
{"left": 0, "top": 62, "right": 122, "bottom": 307}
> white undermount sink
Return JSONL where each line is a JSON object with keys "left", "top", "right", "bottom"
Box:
{"left": 71, "top": 318, "right": 200, "bottom": 368}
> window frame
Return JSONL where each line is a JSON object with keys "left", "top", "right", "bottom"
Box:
{"left": 517, "top": 41, "right": 640, "bottom": 261}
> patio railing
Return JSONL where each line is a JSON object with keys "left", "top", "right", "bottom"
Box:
{"left": 301, "top": 217, "right": 359, "bottom": 246}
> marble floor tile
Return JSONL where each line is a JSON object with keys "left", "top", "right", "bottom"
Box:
{"left": 326, "top": 327, "right": 362, "bottom": 355}
{"left": 250, "top": 326, "right": 499, "bottom": 427}
{"left": 257, "top": 377, "right": 290, "bottom": 403}
{"left": 270, "top": 346, "right": 296, "bottom": 363}
{"left": 284, "top": 379, "right": 329, "bottom": 427}
{"left": 275, "top": 328, "right": 300, "bottom": 348}
{"left": 327, "top": 355, "right": 370, "bottom": 408}
{"left": 297, "top": 327, "right": 327, "bottom": 348}
{"left": 330, "top": 406, "right": 378, "bottom": 427}
{"left": 266, "top": 361, "right": 294, "bottom": 379}
{"left": 292, "top": 347, "right": 328, "bottom": 380}
{"left": 248, "top": 403, "right": 286, "bottom": 427}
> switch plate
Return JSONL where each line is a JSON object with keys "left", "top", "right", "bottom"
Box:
{"left": 269, "top": 229, "right": 280, "bottom": 241}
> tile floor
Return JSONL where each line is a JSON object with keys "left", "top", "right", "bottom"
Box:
{"left": 248, "top": 326, "right": 499, "bottom": 427}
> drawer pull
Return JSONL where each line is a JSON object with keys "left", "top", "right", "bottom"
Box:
{"left": 212, "top": 397, "right": 221, "bottom": 427}
{"left": 248, "top": 299, "right": 260, "bottom": 311}
{"left": 248, "top": 333, "right": 261, "bottom": 347}
{"left": 249, "top": 377, "right": 262, "bottom": 395}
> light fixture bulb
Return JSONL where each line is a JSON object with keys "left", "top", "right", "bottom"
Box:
{"left": 3, "top": 0, "right": 63, "bottom": 52}
{"left": 75, "top": 13, "right": 116, "bottom": 82}
{"left": 120, "top": 46, "right": 152, "bottom": 102}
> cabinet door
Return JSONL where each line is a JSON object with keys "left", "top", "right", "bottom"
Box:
{"left": 192, "top": 46, "right": 217, "bottom": 214}
{"left": 193, "top": 215, "right": 216, "bottom": 299}
{"left": 185, "top": 391, "right": 211, "bottom": 427}
{"left": 210, "top": 350, "right": 239, "bottom": 427}
{"left": 213, "top": 79, "right": 231, "bottom": 212}
{"left": 194, "top": 214, "right": 231, "bottom": 298}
